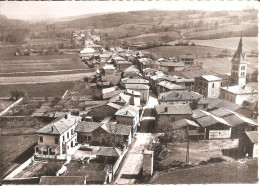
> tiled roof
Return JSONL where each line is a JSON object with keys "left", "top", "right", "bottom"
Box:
{"left": 39, "top": 176, "right": 85, "bottom": 185}
{"left": 197, "top": 98, "right": 209, "bottom": 104}
{"left": 122, "top": 78, "right": 149, "bottom": 84}
{"left": 220, "top": 85, "right": 257, "bottom": 95}
{"left": 106, "top": 102, "right": 122, "bottom": 110}
{"left": 209, "top": 108, "right": 233, "bottom": 117}
{"left": 125, "top": 84, "right": 149, "bottom": 90}
{"left": 192, "top": 109, "right": 208, "bottom": 119}
{"left": 222, "top": 114, "right": 245, "bottom": 127}
{"left": 97, "top": 147, "right": 122, "bottom": 157}
{"left": 158, "top": 81, "right": 185, "bottom": 90}
{"left": 155, "top": 104, "right": 192, "bottom": 115}
{"left": 176, "top": 78, "right": 195, "bottom": 83}
{"left": 108, "top": 93, "right": 131, "bottom": 104}
{"left": 66, "top": 163, "right": 105, "bottom": 172}
{"left": 116, "top": 60, "right": 132, "bottom": 64}
{"left": 201, "top": 75, "right": 222, "bottom": 81}
{"left": 196, "top": 115, "right": 219, "bottom": 127}
{"left": 246, "top": 131, "right": 258, "bottom": 144}
{"left": 37, "top": 115, "right": 81, "bottom": 135}
{"left": 115, "top": 105, "right": 139, "bottom": 117}
{"left": 103, "top": 64, "right": 115, "bottom": 70}
{"left": 54, "top": 112, "right": 71, "bottom": 118}
{"left": 124, "top": 66, "right": 140, "bottom": 73}
{"left": 171, "top": 119, "right": 200, "bottom": 130}
{"left": 206, "top": 98, "right": 242, "bottom": 111}
{"left": 75, "top": 122, "right": 103, "bottom": 133}
{"left": 101, "top": 122, "right": 132, "bottom": 135}
{"left": 103, "top": 89, "right": 125, "bottom": 100}
{"left": 125, "top": 89, "right": 141, "bottom": 96}
{"left": 158, "top": 90, "right": 202, "bottom": 101}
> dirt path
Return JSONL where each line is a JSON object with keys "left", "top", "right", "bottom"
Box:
{"left": 113, "top": 133, "right": 160, "bottom": 184}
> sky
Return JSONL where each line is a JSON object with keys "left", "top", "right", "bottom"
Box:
{"left": 0, "top": 0, "right": 257, "bottom": 21}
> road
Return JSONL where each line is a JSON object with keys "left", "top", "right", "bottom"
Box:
{"left": 113, "top": 133, "right": 160, "bottom": 184}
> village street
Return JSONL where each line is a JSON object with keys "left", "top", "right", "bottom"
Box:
{"left": 113, "top": 133, "right": 161, "bottom": 184}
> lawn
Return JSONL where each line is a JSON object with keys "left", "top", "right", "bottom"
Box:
{"left": 0, "top": 54, "right": 87, "bottom": 74}
{"left": 150, "top": 159, "right": 258, "bottom": 184}
{"left": 143, "top": 45, "right": 224, "bottom": 58}
{"left": 0, "top": 135, "right": 38, "bottom": 178}
{"left": 0, "top": 81, "right": 75, "bottom": 97}
{"left": 192, "top": 37, "right": 258, "bottom": 53}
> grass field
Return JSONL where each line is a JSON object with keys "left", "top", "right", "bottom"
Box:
{"left": 0, "top": 81, "right": 75, "bottom": 97}
{"left": 0, "top": 54, "right": 86, "bottom": 74}
{"left": 150, "top": 159, "right": 258, "bottom": 184}
{"left": 0, "top": 135, "right": 38, "bottom": 178}
{"left": 192, "top": 37, "right": 258, "bottom": 53}
{"left": 143, "top": 45, "right": 224, "bottom": 58}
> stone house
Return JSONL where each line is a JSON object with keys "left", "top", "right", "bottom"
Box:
{"left": 176, "top": 55, "right": 196, "bottom": 67}
{"left": 103, "top": 64, "right": 116, "bottom": 75}
{"left": 159, "top": 62, "right": 185, "bottom": 73}
{"left": 36, "top": 114, "right": 81, "bottom": 156}
{"left": 155, "top": 104, "right": 193, "bottom": 131}
{"left": 75, "top": 122, "right": 132, "bottom": 147}
{"left": 194, "top": 75, "right": 223, "bottom": 98}
{"left": 175, "top": 78, "right": 195, "bottom": 91}
{"left": 115, "top": 60, "right": 132, "bottom": 71}
{"left": 156, "top": 80, "right": 186, "bottom": 94}
{"left": 125, "top": 84, "right": 149, "bottom": 104}
{"left": 115, "top": 105, "right": 140, "bottom": 135}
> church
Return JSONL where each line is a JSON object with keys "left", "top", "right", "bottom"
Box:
{"left": 219, "top": 36, "right": 258, "bottom": 105}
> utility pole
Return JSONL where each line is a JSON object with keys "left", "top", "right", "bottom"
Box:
{"left": 185, "top": 129, "right": 190, "bottom": 164}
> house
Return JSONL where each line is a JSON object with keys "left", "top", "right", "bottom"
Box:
{"left": 103, "top": 65, "right": 116, "bottom": 75}
{"left": 177, "top": 55, "right": 196, "bottom": 67}
{"left": 125, "top": 84, "right": 149, "bottom": 104}
{"left": 206, "top": 97, "right": 242, "bottom": 111}
{"left": 158, "top": 90, "right": 202, "bottom": 109}
{"left": 125, "top": 89, "right": 141, "bottom": 106}
{"left": 75, "top": 122, "right": 132, "bottom": 147}
{"left": 220, "top": 85, "right": 258, "bottom": 105}
{"left": 194, "top": 110, "right": 231, "bottom": 139}
{"left": 160, "top": 62, "right": 185, "bottom": 73}
{"left": 35, "top": 114, "right": 81, "bottom": 156}
{"left": 39, "top": 176, "right": 85, "bottom": 185}
{"left": 65, "top": 171, "right": 109, "bottom": 184}
{"left": 238, "top": 131, "right": 258, "bottom": 158}
{"left": 121, "top": 78, "right": 149, "bottom": 88}
{"left": 115, "top": 60, "right": 132, "bottom": 71}
{"left": 156, "top": 80, "right": 186, "bottom": 94}
{"left": 108, "top": 93, "right": 131, "bottom": 106}
{"left": 115, "top": 105, "right": 140, "bottom": 135}
{"left": 194, "top": 98, "right": 209, "bottom": 110}
{"left": 142, "top": 68, "right": 158, "bottom": 79}
{"left": 97, "top": 147, "right": 122, "bottom": 158}
{"left": 99, "top": 53, "right": 112, "bottom": 63}
{"left": 171, "top": 118, "right": 204, "bottom": 140}
{"left": 194, "top": 75, "right": 223, "bottom": 98}
{"left": 87, "top": 102, "right": 122, "bottom": 121}
{"left": 101, "top": 73, "right": 122, "bottom": 86}
{"left": 175, "top": 78, "right": 195, "bottom": 91}
{"left": 123, "top": 66, "right": 140, "bottom": 78}
{"left": 155, "top": 104, "right": 193, "bottom": 131}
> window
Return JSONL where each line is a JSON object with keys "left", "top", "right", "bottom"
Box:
{"left": 71, "top": 129, "right": 73, "bottom": 135}
{"left": 67, "top": 132, "right": 69, "bottom": 139}
{"left": 171, "top": 117, "right": 175, "bottom": 122}
{"left": 40, "top": 136, "right": 43, "bottom": 142}
{"left": 63, "top": 135, "right": 65, "bottom": 141}
{"left": 220, "top": 82, "right": 223, "bottom": 86}
{"left": 212, "top": 83, "right": 214, "bottom": 88}
{"left": 55, "top": 138, "right": 58, "bottom": 144}
{"left": 88, "top": 136, "right": 92, "bottom": 141}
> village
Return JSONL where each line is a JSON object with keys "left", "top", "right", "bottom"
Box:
{"left": 0, "top": 25, "right": 258, "bottom": 185}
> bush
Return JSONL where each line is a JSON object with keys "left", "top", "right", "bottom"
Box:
{"left": 207, "top": 157, "right": 225, "bottom": 163}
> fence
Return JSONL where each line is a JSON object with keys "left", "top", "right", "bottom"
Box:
{"left": 1, "top": 177, "right": 40, "bottom": 185}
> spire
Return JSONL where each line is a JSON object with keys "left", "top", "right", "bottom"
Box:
{"left": 237, "top": 35, "right": 243, "bottom": 54}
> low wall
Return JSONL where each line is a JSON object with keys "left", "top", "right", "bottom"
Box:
{"left": 4, "top": 157, "right": 32, "bottom": 179}
{"left": 1, "top": 177, "right": 40, "bottom": 185}
{"left": 112, "top": 145, "right": 128, "bottom": 178}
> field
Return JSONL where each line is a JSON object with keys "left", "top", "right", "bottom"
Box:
{"left": 192, "top": 37, "right": 258, "bottom": 53}
{"left": 0, "top": 100, "right": 14, "bottom": 112}
{"left": 150, "top": 159, "right": 258, "bottom": 184}
{"left": 143, "top": 45, "right": 224, "bottom": 58}
{"left": 0, "top": 54, "right": 87, "bottom": 74}
{"left": 0, "top": 81, "right": 75, "bottom": 97}
{"left": 160, "top": 139, "right": 238, "bottom": 166}
{"left": 0, "top": 135, "right": 38, "bottom": 178}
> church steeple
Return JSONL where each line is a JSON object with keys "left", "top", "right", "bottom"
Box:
{"left": 231, "top": 36, "right": 247, "bottom": 86}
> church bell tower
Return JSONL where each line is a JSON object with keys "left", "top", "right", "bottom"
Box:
{"left": 231, "top": 36, "right": 247, "bottom": 86}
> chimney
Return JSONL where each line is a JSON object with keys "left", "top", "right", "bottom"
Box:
{"left": 165, "top": 107, "right": 168, "bottom": 113}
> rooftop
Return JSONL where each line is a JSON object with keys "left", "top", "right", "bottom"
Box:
{"left": 206, "top": 98, "right": 242, "bottom": 111}
{"left": 155, "top": 104, "right": 193, "bottom": 115}
{"left": 124, "top": 66, "right": 140, "bottom": 73}
{"left": 37, "top": 115, "right": 81, "bottom": 135}
{"left": 75, "top": 122, "right": 103, "bottom": 133}
{"left": 115, "top": 105, "right": 140, "bottom": 117}
{"left": 209, "top": 108, "right": 233, "bottom": 118}
{"left": 122, "top": 78, "right": 149, "bottom": 84}
{"left": 201, "top": 75, "right": 222, "bottom": 81}
{"left": 192, "top": 109, "right": 208, "bottom": 119}
{"left": 97, "top": 147, "right": 122, "bottom": 157}
{"left": 158, "top": 81, "right": 185, "bottom": 90}
{"left": 125, "top": 89, "right": 141, "bottom": 96}
{"left": 246, "top": 131, "right": 258, "bottom": 144}
{"left": 220, "top": 85, "right": 257, "bottom": 95}
{"left": 158, "top": 90, "right": 202, "bottom": 101}
{"left": 125, "top": 84, "right": 150, "bottom": 90}
{"left": 160, "top": 62, "right": 185, "bottom": 67}
{"left": 101, "top": 122, "right": 132, "bottom": 136}
{"left": 103, "top": 64, "right": 115, "bottom": 70}
{"left": 171, "top": 119, "right": 200, "bottom": 130}
{"left": 108, "top": 93, "right": 131, "bottom": 104}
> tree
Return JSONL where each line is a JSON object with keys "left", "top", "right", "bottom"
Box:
{"left": 10, "top": 90, "right": 25, "bottom": 100}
